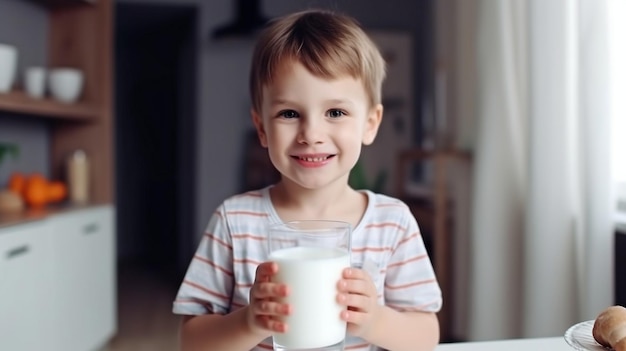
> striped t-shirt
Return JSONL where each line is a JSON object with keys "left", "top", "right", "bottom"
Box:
{"left": 173, "top": 186, "right": 442, "bottom": 351}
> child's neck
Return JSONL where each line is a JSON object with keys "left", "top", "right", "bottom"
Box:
{"left": 270, "top": 180, "right": 366, "bottom": 225}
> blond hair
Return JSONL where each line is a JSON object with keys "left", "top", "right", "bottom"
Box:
{"left": 249, "top": 9, "right": 386, "bottom": 112}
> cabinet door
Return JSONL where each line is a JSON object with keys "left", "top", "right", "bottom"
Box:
{"left": 50, "top": 206, "right": 116, "bottom": 351}
{"left": 0, "top": 221, "right": 54, "bottom": 351}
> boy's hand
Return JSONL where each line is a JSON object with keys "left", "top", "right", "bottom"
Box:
{"left": 337, "top": 267, "right": 381, "bottom": 338}
{"left": 247, "top": 262, "right": 292, "bottom": 337}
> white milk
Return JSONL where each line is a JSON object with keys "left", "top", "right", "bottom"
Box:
{"left": 270, "top": 246, "right": 350, "bottom": 349}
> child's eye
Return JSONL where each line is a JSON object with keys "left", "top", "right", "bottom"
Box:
{"left": 278, "top": 110, "right": 299, "bottom": 119}
{"left": 327, "top": 109, "right": 346, "bottom": 118}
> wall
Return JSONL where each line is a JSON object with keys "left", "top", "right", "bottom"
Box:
{"left": 0, "top": 114, "right": 49, "bottom": 183}
{"left": 0, "top": 0, "right": 48, "bottom": 73}
{"left": 0, "top": 0, "right": 434, "bottom": 250}
{"left": 118, "top": 0, "right": 432, "bottom": 243}
{"left": 0, "top": 0, "right": 50, "bottom": 185}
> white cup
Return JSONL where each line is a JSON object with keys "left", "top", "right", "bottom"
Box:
{"left": 268, "top": 220, "right": 351, "bottom": 351}
{"left": 48, "top": 67, "right": 84, "bottom": 103}
{"left": 24, "top": 66, "right": 46, "bottom": 98}
{"left": 0, "top": 44, "right": 18, "bottom": 93}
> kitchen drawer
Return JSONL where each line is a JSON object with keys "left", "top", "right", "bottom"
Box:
{"left": 0, "top": 221, "right": 54, "bottom": 351}
{"left": 49, "top": 206, "right": 116, "bottom": 351}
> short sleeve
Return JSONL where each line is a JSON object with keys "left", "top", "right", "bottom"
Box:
{"left": 172, "top": 204, "right": 234, "bottom": 315}
{"left": 384, "top": 210, "right": 442, "bottom": 313}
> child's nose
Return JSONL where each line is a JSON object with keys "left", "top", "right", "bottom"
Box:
{"left": 297, "top": 118, "right": 324, "bottom": 145}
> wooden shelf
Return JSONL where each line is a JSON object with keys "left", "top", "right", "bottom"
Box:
{"left": 0, "top": 91, "right": 99, "bottom": 121}
{"left": 1, "top": 0, "right": 114, "bottom": 204}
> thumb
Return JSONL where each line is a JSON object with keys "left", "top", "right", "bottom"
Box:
{"left": 254, "top": 261, "right": 278, "bottom": 282}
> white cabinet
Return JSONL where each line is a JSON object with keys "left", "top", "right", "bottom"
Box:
{"left": 0, "top": 205, "right": 116, "bottom": 351}
{"left": 0, "top": 221, "right": 54, "bottom": 351}
{"left": 49, "top": 206, "right": 116, "bottom": 351}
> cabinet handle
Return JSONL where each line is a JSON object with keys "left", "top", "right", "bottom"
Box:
{"left": 6, "top": 245, "right": 30, "bottom": 260}
{"left": 83, "top": 223, "right": 99, "bottom": 235}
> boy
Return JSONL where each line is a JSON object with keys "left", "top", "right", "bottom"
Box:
{"left": 173, "top": 9, "right": 442, "bottom": 351}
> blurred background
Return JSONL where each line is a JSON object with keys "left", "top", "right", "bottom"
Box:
{"left": 0, "top": 0, "right": 624, "bottom": 350}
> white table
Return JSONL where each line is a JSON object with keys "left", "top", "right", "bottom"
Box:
{"left": 435, "top": 337, "right": 571, "bottom": 350}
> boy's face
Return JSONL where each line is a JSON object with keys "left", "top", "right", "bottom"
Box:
{"left": 252, "top": 60, "right": 382, "bottom": 190}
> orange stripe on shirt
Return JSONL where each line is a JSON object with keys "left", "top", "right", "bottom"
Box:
{"left": 257, "top": 343, "right": 273, "bottom": 350}
{"left": 174, "top": 298, "right": 211, "bottom": 305}
{"left": 231, "top": 233, "right": 266, "bottom": 241}
{"left": 388, "top": 298, "right": 441, "bottom": 311}
{"left": 387, "top": 254, "right": 428, "bottom": 269}
{"left": 234, "top": 258, "right": 264, "bottom": 266}
{"left": 364, "top": 222, "right": 407, "bottom": 232}
{"left": 204, "top": 232, "right": 233, "bottom": 250}
{"left": 385, "top": 278, "right": 437, "bottom": 290}
{"left": 231, "top": 300, "right": 245, "bottom": 308}
{"left": 183, "top": 280, "right": 230, "bottom": 302}
{"left": 352, "top": 246, "right": 394, "bottom": 253}
{"left": 375, "top": 202, "right": 405, "bottom": 208}
{"left": 193, "top": 255, "right": 233, "bottom": 276}
{"left": 396, "top": 232, "right": 420, "bottom": 247}
{"left": 226, "top": 211, "right": 269, "bottom": 217}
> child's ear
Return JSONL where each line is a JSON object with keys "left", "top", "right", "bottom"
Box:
{"left": 251, "top": 109, "right": 268, "bottom": 148}
{"left": 362, "top": 104, "right": 383, "bottom": 145}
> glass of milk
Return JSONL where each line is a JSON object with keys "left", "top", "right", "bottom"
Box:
{"left": 268, "top": 220, "right": 351, "bottom": 351}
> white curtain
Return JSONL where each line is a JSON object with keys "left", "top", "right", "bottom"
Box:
{"left": 467, "top": 0, "right": 614, "bottom": 341}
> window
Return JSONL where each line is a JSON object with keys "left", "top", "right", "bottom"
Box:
{"left": 608, "top": 0, "right": 626, "bottom": 216}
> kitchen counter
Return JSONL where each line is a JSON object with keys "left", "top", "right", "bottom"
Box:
{"left": 435, "top": 337, "right": 570, "bottom": 350}
{"left": 0, "top": 202, "right": 110, "bottom": 229}
{"left": 1, "top": 204, "right": 116, "bottom": 350}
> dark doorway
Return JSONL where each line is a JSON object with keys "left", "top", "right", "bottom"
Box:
{"left": 114, "top": 3, "right": 197, "bottom": 280}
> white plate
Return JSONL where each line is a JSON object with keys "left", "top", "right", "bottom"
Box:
{"left": 564, "top": 320, "right": 612, "bottom": 350}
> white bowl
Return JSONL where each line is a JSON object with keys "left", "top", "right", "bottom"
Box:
{"left": 0, "top": 44, "right": 18, "bottom": 93}
{"left": 48, "top": 68, "right": 84, "bottom": 103}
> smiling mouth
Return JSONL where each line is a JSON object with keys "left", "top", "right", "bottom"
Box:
{"left": 292, "top": 155, "right": 334, "bottom": 162}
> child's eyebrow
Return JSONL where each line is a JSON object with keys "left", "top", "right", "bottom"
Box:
{"left": 324, "top": 99, "right": 354, "bottom": 106}
{"left": 268, "top": 98, "right": 355, "bottom": 107}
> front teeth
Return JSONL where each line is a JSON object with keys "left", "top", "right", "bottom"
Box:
{"left": 300, "top": 156, "right": 328, "bottom": 162}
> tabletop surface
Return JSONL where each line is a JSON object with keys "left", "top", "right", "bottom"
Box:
{"left": 435, "top": 337, "right": 572, "bottom": 350}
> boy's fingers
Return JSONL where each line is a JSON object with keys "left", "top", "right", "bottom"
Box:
{"left": 255, "top": 262, "right": 278, "bottom": 281}
{"left": 338, "top": 278, "right": 370, "bottom": 295}
{"left": 256, "top": 316, "right": 288, "bottom": 333}
{"left": 253, "top": 300, "right": 292, "bottom": 316}
{"left": 343, "top": 267, "right": 373, "bottom": 281}
{"left": 343, "top": 267, "right": 356, "bottom": 278}
{"left": 251, "top": 281, "right": 289, "bottom": 299}
{"left": 337, "top": 293, "right": 370, "bottom": 312}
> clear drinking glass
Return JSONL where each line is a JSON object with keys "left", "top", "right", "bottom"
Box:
{"left": 268, "top": 220, "right": 352, "bottom": 351}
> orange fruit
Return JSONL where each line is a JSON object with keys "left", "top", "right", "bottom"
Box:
{"left": 8, "top": 172, "right": 25, "bottom": 196}
{"left": 47, "top": 181, "right": 67, "bottom": 203}
{"left": 23, "top": 173, "right": 49, "bottom": 208}
{"left": 24, "top": 181, "right": 48, "bottom": 208}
